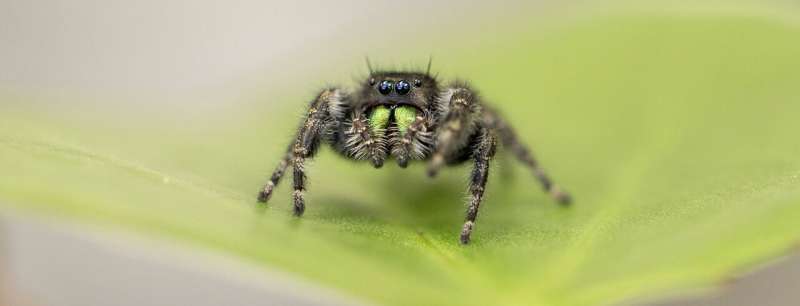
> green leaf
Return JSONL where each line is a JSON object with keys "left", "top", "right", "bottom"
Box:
{"left": 2, "top": 12, "right": 800, "bottom": 306}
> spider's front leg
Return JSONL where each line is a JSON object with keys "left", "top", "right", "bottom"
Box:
{"left": 258, "top": 88, "right": 342, "bottom": 216}
{"left": 461, "top": 127, "right": 497, "bottom": 244}
{"left": 427, "top": 87, "right": 481, "bottom": 177}
{"left": 427, "top": 86, "right": 496, "bottom": 244}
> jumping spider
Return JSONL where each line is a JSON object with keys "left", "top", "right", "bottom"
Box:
{"left": 258, "top": 65, "right": 571, "bottom": 244}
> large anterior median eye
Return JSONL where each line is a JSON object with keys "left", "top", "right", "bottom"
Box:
{"left": 395, "top": 80, "right": 411, "bottom": 95}
{"left": 368, "top": 106, "right": 391, "bottom": 135}
{"left": 394, "top": 105, "right": 418, "bottom": 135}
{"left": 378, "top": 80, "right": 393, "bottom": 95}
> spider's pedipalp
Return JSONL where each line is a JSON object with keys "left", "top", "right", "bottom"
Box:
{"left": 344, "top": 112, "right": 388, "bottom": 167}
{"left": 390, "top": 114, "right": 433, "bottom": 167}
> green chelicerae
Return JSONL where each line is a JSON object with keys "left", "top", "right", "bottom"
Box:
{"left": 393, "top": 105, "right": 417, "bottom": 135}
{"left": 368, "top": 105, "right": 391, "bottom": 136}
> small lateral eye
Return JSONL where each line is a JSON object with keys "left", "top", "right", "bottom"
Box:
{"left": 395, "top": 80, "right": 411, "bottom": 95}
{"left": 413, "top": 79, "right": 422, "bottom": 87}
{"left": 369, "top": 78, "right": 376, "bottom": 85}
{"left": 378, "top": 80, "right": 393, "bottom": 95}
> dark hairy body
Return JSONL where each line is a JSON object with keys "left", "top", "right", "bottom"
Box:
{"left": 258, "top": 68, "right": 570, "bottom": 244}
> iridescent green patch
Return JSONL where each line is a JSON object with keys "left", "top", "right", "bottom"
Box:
{"left": 394, "top": 105, "right": 417, "bottom": 135}
{"left": 368, "top": 106, "right": 391, "bottom": 135}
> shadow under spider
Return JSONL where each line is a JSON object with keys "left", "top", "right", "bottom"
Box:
{"left": 259, "top": 161, "right": 530, "bottom": 240}
{"left": 312, "top": 167, "right": 470, "bottom": 231}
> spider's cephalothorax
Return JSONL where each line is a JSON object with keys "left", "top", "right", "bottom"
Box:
{"left": 258, "top": 69, "right": 571, "bottom": 244}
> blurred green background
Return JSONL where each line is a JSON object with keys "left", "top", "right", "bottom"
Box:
{"left": 2, "top": 1, "right": 800, "bottom": 306}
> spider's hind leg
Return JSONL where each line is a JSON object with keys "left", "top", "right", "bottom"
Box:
{"left": 483, "top": 108, "right": 571, "bottom": 204}
{"left": 257, "top": 146, "right": 292, "bottom": 203}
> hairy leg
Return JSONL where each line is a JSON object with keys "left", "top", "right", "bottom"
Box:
{"left": 258, "top": 88, "right": 341, "bottom": 216}
{"left": 460, "top": 127, "right": 497, "bottom": 244}
{"left": 291, "top": 143, "right": 308, "bottom": 216}
{"left": 483, "top": 108, "right": 571, "bottom": 204}
{"left": 428, "top": 87, "right": 481, "bottom": 176}
{"left": 257, "top": 146, "right": 292, "bottom": 202}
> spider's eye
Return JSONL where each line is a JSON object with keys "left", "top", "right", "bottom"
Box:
{"left": 413, "top": 79, "right": 422, "bottom": 87}
{"left": 378, "top": 80, "right": 393, "bottom": 95}
{"left": 395, "top": 80, "right": 411, "bottom": 95}
{"left": 369, "top": 78, "right": 376, "bottom": 85}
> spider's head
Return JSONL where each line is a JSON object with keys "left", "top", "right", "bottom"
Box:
{"left": 359, "top": 71, "right": 439, "bottom": 137}
{"left": 360, "top": 71, "right": 438, "bottom": 112}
